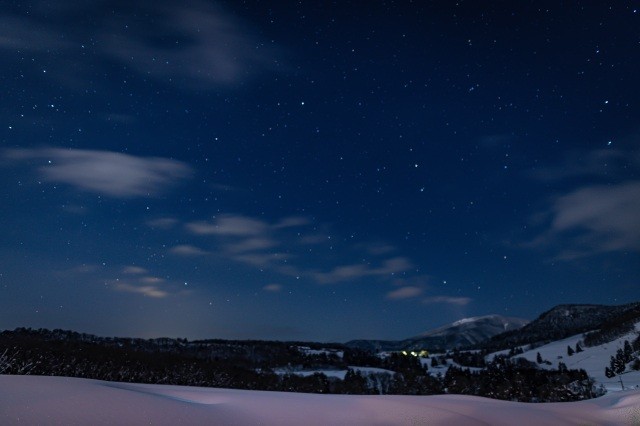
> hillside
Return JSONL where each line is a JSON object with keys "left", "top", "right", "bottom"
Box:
{"left": 482, "top": 302, "right": 640, "bottom": 351}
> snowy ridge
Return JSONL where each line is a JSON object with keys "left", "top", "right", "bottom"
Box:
{"left": 484, "top": 302, "right": 640, "bottom": 351}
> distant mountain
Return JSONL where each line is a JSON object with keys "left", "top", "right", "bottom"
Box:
{"left": 346, "top": 315, "right": 528, "bottom": 352}
{"left": 481, "top": 302, "right": 640, "bottom": 351}
{"left": 403, "top": 315, "right": 529, "bottom": 350}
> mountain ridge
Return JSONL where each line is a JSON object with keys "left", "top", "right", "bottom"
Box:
{"left": 346, "top": 314, "right": 529, "bottom": 352}
{"left": 480, "top": 302, "right": 640, "bottom": 351}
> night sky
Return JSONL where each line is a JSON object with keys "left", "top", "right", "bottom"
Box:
{"left": 1, "top": 1, "right": 639, "bottom": 342}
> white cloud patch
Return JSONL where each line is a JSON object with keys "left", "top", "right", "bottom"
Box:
{"left": 386, "top": 286, "right": 423, "bottom": 300}
{"left": 263, "top": 284, "right": 283, "bottom": 292}
{"left": 122, "top": 266, "right": 148, "bottom": 275}
{"left": 112, "top": 281, "right": 169, "bottom": 299}
{"left": 5, "top": 148, "right": 192, "bottom": 198}
{"left": 524, "top": 145, "right": 640, "bottom": 259}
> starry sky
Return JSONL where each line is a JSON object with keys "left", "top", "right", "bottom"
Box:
{"left": 1, "top": 1, "right": 639, "bottom": 342}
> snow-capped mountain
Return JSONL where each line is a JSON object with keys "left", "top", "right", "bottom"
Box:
{"left": 403, "top": 315, "right": 529, "bottom": 350}
{"left": 346, "top": 314, "right": 528, "bottom": 351}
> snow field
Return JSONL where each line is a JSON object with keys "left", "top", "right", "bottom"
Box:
{"left": 1, "top": 374, "right": 639, "bottom": 425}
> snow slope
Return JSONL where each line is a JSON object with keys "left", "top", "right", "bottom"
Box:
{"left": 502, "top": 322, "right": 640, "bottom": 391}
{"left": 1, "top": 375, "right": 639, "bottom": 425}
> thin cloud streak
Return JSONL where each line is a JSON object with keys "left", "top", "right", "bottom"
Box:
{"left": 263, "top": 284, "right": 283, "bottom": 292}
{"left": 186, "top": 215, "right": 269, "bottom": 236}
{"left": 386, "top": 286, "right": 423, "bottom": 300}
{"left": 422, "top": 296, "right": 472, "bottom": 306}
{"left": 122, "top": 266, "right": 148, "bottom": 275}
{"left": 170, "top": 245, "right": 210, "bottom": 256}
{"left": 311, "top": 257, "right": 412, "bottom": 284}
{"left": 112, "top": 282, "right": 169, "bottom": 299}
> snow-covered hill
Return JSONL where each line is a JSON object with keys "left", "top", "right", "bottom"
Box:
{"left": 493, "top": 321, "right": 640, "bottom": 392}
{"left": 1, "top": 375, "right": 639, "bottom": 425}
{"left": 484, "top": 302, "right": 640, "bottom": 351}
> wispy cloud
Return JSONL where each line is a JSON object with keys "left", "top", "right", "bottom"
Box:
{"left": 69, "top": 263, "right": 182, "bottom": 299}
{"left": 101, "top": 1, "right": 282, "bottom": 88}
{"left": 122, "top": 266, "right": 148, "bottom": 275}
{"left": 422, "top": 296, "right": 472, "bottom": 306}
{"left": 184, "top": 214, "right": 299, "bottom": 269}
{"left": 0, "top": 0, "right": 282, "bottom": 90}
{"left": 111, "top": 281, "right": 169, "bottom": 298}
{"left": 386, "top": 286, "right": 423, "bottom": 300}
{"left": 263, "top": 284, "right": 283, "bottom": 292}
{"left": 526, "top": 181, "right": 640, "bottom": 259}
{"left": 4, "top": 148, "right": 192, "bottom": 198}
{"left": 170, "top": 245, "right": 210, "bottom": 256}
{"left": 186, "top": 215, "right": 269, "bottom": 236}
{"left": 525, "top": 146, "right": 640, "bottom": 259}
{"left": 273, "top": 216, "right": 311, "bottom": 229}
{"left": 165, "top": 213, "right": 420, "bottom": 290}
{"left": 311, "top": 257, "right": 412, "bottom": 284}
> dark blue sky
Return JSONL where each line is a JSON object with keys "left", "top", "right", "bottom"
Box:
{"left": 1, "top": 1, "right": 638, "bottom": 342}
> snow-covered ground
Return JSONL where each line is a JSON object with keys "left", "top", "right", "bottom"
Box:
{"left": 1, "top": 375, "right": 639, "bottom": 425}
